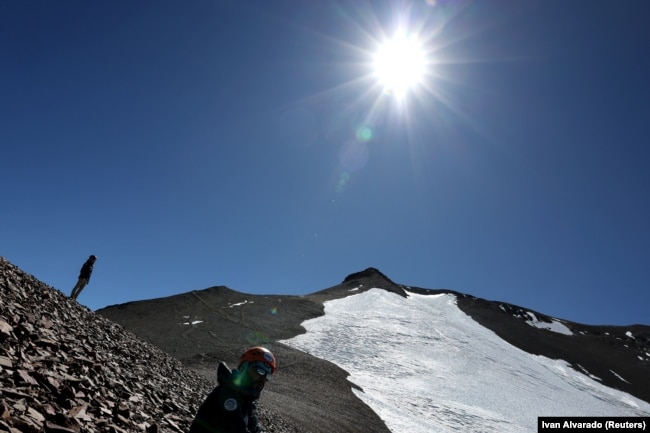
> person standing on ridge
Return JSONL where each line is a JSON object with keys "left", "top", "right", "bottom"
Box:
{"left": 190, "top": 346, "right": 276, "bottom": 433}
{"left": 69, "top": 254, "right": 96, "bottom": 301}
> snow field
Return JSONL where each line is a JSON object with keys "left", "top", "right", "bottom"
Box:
{"left": 281, "top": 289, "right": 650, "bottom": 433}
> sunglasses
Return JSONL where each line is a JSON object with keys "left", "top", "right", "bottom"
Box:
{"left": 251, "top": 362, "right": 273, "bottom": 381}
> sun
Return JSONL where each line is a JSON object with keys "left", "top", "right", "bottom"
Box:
{"left": 373, "top": 31, "right": 427, "bottom": 99}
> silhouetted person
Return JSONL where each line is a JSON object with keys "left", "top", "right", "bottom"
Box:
{"left": 70, "top": 255, "right": 96, "bottom": 301}
{"left": 190, "top": 346, "right": 276, "bottom": 433}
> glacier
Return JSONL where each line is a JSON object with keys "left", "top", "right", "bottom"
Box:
{"left": 282, "top": 289, "right": 650, "bottom": 433}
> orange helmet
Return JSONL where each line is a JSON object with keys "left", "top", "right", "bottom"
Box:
{"left": 238, "top": 346, "right": 276, "bottom": 374}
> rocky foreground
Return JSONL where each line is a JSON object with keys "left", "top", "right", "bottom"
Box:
{"left": 0, "top": 257, "right": 240, "bottom": 433}
{"left": 0, "top": 256, "right": 214, "bottom": 432}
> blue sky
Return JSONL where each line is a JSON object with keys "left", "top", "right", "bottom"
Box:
{"left": 2, "top": 0, "right": 648, "bottom": 326}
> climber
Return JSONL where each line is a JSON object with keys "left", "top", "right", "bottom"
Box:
{"left": 189, "top": 346, "right": 276, "bottom": 433}
{"left": 69, "top": 255, "right": 97, "bottom": 301}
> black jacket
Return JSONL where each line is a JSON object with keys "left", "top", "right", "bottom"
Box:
{"left": 78, "top": 259, "right": 94, "bottom": 280}
{"left": 189, "top": 362, "right": 261, "bottom": 433}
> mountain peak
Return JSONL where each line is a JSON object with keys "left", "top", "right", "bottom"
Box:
{"left": 342, "top": 267, "right": 394, "bottom": 284}
{"left": 340, "top": 267, "right": 407, "bottom": 297}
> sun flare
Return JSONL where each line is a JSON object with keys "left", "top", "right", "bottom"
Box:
{"left": 373, "top": 32, "right": 427, "bottom": 99}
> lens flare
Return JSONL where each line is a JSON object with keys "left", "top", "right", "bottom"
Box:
{"left": 246, "top": 330, "right": 270, "bottom": 346}
{"left": 336, "top": 171, "right": 351, "bottom": 193}
{"left": 339, "top": 141, "right": 369, "bottom": 172}
{"left": 356, "top": 126, "right": 373, "bottom": 142}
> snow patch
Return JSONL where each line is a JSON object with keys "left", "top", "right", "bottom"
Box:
{"left": 525, "top": 312, "right": 573, "bottom": 335}
{"left": 228, "top": 300, "right": 251, "bottom": 308}
{"left": 610, "top": 370, "right": 630, "bottom": 384}
{"left": 575, "top": 364, "right": 601, "bottom": 381}
{"left": 282, "top": 289, "right": 650, "bottom": 433}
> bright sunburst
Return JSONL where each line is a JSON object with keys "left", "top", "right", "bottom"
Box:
{"left": 373, "top": 31, "right": 427, "bottom": 99}
{"left": 286, "top": 2, "right": 457, "bottom": 123}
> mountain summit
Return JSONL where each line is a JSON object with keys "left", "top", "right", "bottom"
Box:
{"left": 2, "top": 256, "right": 649, "bottom": 432}
{"left": 96, "top": 265, "right": 649, "bottom": 432}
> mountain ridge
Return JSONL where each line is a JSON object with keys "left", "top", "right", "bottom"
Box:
{"left": 2, "top": 257, "right": 649, "bottom": 433}
{"left": 96, "top": 266, "right": 650, "bottom": 410}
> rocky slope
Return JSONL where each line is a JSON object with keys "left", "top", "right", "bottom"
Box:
{"left": 5, "top": 255, "right": 648, "bottom": 432}
{"left": 0, "top": 257, "right": 300, "bottom": 433}
{"left": 99, "top": 266, "right": 650, "bottom": 409}
{"left": 96, "top": 274, "right": 392, "bottom": 433}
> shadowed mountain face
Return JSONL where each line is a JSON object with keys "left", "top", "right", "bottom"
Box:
{"left": 455, "top": 295, "right": 650, "bottom": 404}
{"left": 3, "top": 257, "right": 648, "bottom": 433}
{"left": 97, "top": 266, "right": 650, "bottom": 416}
{"left": 96, "top": 269, "right": 398, "bottom": 433}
